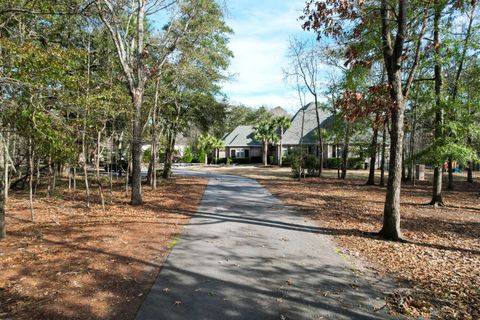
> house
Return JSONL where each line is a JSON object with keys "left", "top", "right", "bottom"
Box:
{"left": 222, "top": 103, "right": 383, "bottom": 166}
{"left": 282, "top": 102, "right": 336, "bottom": 159}
{"left": 222, "top": 125, "right": 263, "bottom": 163}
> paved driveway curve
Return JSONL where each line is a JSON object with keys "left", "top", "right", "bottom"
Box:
{"left": 136, "top": 170, "right": 394, "bottom": 320}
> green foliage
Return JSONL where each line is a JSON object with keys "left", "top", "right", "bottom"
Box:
{"left": 183, "top": 147, "right": 193, "bottom": 163}
{"left": 253, "top": 119, "right": 279, "bottom": 145}
{"left": 143, "top": 147, "right": 152, "bottom": 163}
{"left": 325, "top": 157, "right": 364, "bottom": 170}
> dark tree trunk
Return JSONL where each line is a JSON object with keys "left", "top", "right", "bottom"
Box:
{"left": 0, "top": 134, "right": 5, "bottom": 240}
{"left": 467, "top": 160, "right": 473, "bottom": 183}
{"left": 380, "top": 78, "right": 404, "bottom": 240}
{"left": 366, "top": 116, "right": 379, "bottom": 185}
{"left": 379, "top": 0, "right": 408, "bottom": 240}
{"left": 341, "top": 124, "right": 350, "bottom": 179}
{"left": 28, "top": 138, "right": 35, "bottom": 222}
{"left": 163, "top": 128, "right": 176, "bottom": 179}
{"left": 313, "top": 97, "right": 323, "bottom": 176}
{"left": 130, "top": 90, "right": 144, "bottom": 205}
{"left": 430, "top": 167, "right": 444, "bottom": 207}
{"left": 447, "top": 159, "right": 454, "bottom": 190}
{"left": 380, "top": 124, "right": 387, "bottom": 187}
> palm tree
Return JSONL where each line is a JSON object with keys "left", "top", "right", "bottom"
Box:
{"left": 198, "top": 134, "right": 224, "bottom": 164}
{"left": 254, "top": 120, "right": 279, "bottom": 166}
{"left": 273, "top": 116, "right": 291, "bottom": 166}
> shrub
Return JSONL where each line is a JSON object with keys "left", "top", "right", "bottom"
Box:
{"left": 325, "top": 157, "right": 365, "bottom": 169}
{"left": 182, "top": 147, "right": 193, "bottom": 163}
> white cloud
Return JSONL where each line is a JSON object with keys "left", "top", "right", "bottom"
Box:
{"left": 221, "top": 0, "right": 313, "bottom": 109}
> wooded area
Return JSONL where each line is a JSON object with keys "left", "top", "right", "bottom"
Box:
{"left": 0, "top": 0, "right": 479, "bottom": 319}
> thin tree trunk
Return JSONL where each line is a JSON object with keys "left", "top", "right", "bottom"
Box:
{"left": 299, "top": 110, "right": 305, "bottom": 180}
{"left": 380, "top": 123, "right": 387, "bottom": 186}
{"left": 152, "top": 78, "right": 160, "bottom": 190}
{"left": 0, "top": 132, "right": 6, "bottom": 239}
{"left": 341, "top": 124, "right": 350, "bottom": 179}
{"left": 125, "top": 158, "right": 131, "bottom": 198}
{"left": 3, "top": 129, "right": 9, "bottom": 202}
{"left": 313, "top": 96, "right": 323, "bottom": 176}
{"left": 130, "top": 90, "right": 144, "bottom": 205}
{"left": 73, "top": 166, "right": 77, "bottom": 191}
{"left": 447, "top": 159, "right": 454, "bottom": 190}
{"left": 34, "top": 157, "right": 40, "bottom": 195}
{"left": 467, "top": 158, "right": 473, "bottom": 183}
{"left": 52, "top": 162, "right": 56, "bottom": 194}
{"left": 28, "top": 138, "right": 35, "bottom": 222}
{"left": 163, "top": 129, "right": 176, "bottom": 179}
{"left": 96, "top": 129, "right": 105, "bottom": 210}
{"left": 47, "top": 155, "right": 52, "bottom": 198}
{"left": 82, "top": 116, "right": 90, "bottom": 208}
{"left": 367, "top": 114, "right": 380, "bottom": 185}
{"left": 263, "top": 141, "right": 268, "bottom": 166}
{"left": 411, "top": 90, "right": 418, "bottom": 186}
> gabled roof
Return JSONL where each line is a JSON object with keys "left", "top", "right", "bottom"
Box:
{"left": 223, "top": 125, "right": 262, "bottom": 147}
{"left": 269, "top": 106, "right": 291, "bottom": 119}
{"left": 283, "top": 102, "right": 334, "bottom": 145}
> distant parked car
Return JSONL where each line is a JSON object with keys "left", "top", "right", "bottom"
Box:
{"left": 453, "top": 168, "right": 463, "bottom": 173}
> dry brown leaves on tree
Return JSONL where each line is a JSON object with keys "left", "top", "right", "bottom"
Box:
{"left": 262, "top": 178, "right": 480, "bottom": 319}
{"left": 0, "top": 177, "right": 207, "bottom": 320}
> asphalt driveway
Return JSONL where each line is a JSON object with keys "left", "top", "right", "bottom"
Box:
{"left": 136, "top": 170, "right": 395, "bottom": 320}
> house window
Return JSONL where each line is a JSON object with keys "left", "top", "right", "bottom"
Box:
{"left": 244, "top": 149, "right": 249, "bottom": 158}
{"left": 230, "top": 148, "right": 247, "bottom": 158}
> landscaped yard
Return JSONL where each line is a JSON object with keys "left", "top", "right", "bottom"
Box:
{"left": 0, "top": 177, "right": 207, "bottom": 319}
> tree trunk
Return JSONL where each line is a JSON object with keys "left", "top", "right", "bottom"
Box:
{"left": 447, "top": 159, "right": 454, "bottom": 190}
{"left": 0, "top": 132, "right": 6, "bottom": 239}
{"left": 313, "top": 97, "right": 323, "bottom": 176}
{"left": 130, "top": 90, "right": 144, "bottom": 205}
{"left": 95, "top": 129, "right": 105, "bottom": 210}
{"left": 380, "top": 77, "right": 404, "bottom": 240}
{"left": 366, "top": 116, "right": 379, "bottom": 185}
{"left": 431, "top": 167, "right": 444, "bottom": 207}
{"left": 341, "top": 124, "right": 350, "bottom": 179}
{"left": 82, "top": 118, "right": 90, "bottom": 208}
{"left": 430, "top": 1, "right": 445, "bottom": 206}
{"left": 263, "top": 141, "right": 268, "bottom": 166}
{"left": 73, "top": 166, "right": 77, "bottom": 191}
{"left": 279, "top": 129, "right": 284, "bottom": 166}
{"left": 151, "top": 78, "right": 159, "bottom": 190}
{"left": 467, "top": 160, "right": 473, "bottom": 183}
{"left": 47, "top": 155, "right": 52, "bottom": 198}
{"left": 28, "top": 138, "right": 35, "bottom": 222}
{"left": 3, "top": 129, "right": 9, "bottom": 203}
{"left": 299, "top": 110, "right": 305, "bottom": 180}
{"left": 163, "top": 128, "right": 176, "bottom": 179}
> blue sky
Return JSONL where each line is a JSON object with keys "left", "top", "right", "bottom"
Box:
{"left": 221, "top": 0, "right": 311, "bottom": 112}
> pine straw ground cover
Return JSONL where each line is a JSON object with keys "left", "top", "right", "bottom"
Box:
{"left": 261, "top": 177, "right": 480, "bottom": 319}
{"left": 0, "top": 176, "right": 207, "bottom": 320}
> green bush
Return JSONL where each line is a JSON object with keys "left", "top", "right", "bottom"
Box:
{"left": 143, "top": 147, "right": 152, "bottom": 163}
{"left": 198, "top": 149, "right": 206, "bottom": 164}
{"left": 182, "top": 147, "right": 193, "bottom": 163}
{"left": 226, "top": 157, "right": 233, "bottom": 165}
{"left": 325, "top": 157, "right": 365, "bottom": 169}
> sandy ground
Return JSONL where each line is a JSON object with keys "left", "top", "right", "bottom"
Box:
{"left": 0, "top": 176, "right": 207, "bottom": 320}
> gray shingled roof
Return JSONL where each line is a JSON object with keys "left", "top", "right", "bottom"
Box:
{"left": 283, "top": 102, "right": 334, "bottom": 145}
{"left": 269, "top": 106, "right": 291, "bottom": 119}
{"left": 223, "top": 125, "right": 262, "bottom": 147}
